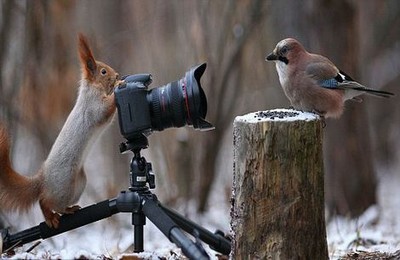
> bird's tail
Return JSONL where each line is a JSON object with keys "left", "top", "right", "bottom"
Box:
{"left": 338, "top": 81, "right": 395, "bottom": 98}
{"left": 0, "top": 126, "right": 43, "bottom": 212}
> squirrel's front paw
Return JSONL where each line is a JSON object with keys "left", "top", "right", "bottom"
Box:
{"left": 62, "top": 205, "right": 81, "bottom": 214}
{"left": 105, "top": 79, "right": 122, "bottom": 96}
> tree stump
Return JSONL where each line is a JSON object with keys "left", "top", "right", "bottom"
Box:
{"left": 231, "top": 109, "right": 328, "bottom": 259}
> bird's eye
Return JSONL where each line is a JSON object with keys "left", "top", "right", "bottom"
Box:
{"left": 101, "top": 68, "right": 107, "bottom": 75}
{"left": 280, "top": 46, "right": 289, "bottom": 55}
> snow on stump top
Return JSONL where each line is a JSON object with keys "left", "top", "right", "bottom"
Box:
{"left": 231, "top": 109, "right": 328, "bottom": 259}
{"left": 235, "top": 108, "right": 320, "bottom": 123}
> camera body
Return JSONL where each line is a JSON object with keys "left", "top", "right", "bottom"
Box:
{"left": 115, "top": 74, "right": 154, "bottom": 140}
{"left": 114, "top": 63, "right": 214, "bottom": 144}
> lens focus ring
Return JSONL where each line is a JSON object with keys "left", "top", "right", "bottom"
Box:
{"left": 170, "top": 81, "right": 185, "bottom": 127}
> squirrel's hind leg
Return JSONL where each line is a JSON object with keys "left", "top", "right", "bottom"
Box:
{"left": 39, "top": 199, "right": 60, "bottom": 228}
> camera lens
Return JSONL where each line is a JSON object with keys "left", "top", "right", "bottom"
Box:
{"left": 148, "top": 63, "right": 214, "bottom": 131}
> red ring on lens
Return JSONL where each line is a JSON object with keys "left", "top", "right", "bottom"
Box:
{"left": 182, "top": 78, "right": 192, "bottom": 123}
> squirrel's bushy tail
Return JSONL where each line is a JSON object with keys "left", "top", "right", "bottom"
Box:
{"left": 0, "top": 126, "right": 42, "bottom": 211}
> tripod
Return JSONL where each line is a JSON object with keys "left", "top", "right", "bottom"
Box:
{"left": 1, "top": 137, "right": 231, "bottom": 259}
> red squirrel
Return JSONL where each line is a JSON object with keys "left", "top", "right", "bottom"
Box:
{"left": 0, "top": 34, "right": 120, "bottom": 228}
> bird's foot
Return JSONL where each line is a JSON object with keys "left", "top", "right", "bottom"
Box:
{"left": 311, "top": 110, "right": 327, "bottom": 128}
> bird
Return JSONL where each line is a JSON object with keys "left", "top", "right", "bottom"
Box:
{"left": 265, "top": 38, "right": 394, "bottom": 119}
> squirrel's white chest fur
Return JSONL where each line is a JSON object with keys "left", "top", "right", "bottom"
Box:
{"left": 42, "top": 83, "right": 113, "bottom": 209}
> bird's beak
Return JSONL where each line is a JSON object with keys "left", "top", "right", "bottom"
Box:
{"left": 265, "top": 52, "right": 278, "bottom": 61}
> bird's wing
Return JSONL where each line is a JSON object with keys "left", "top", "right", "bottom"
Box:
{"left": 306, "top": 60, "right": 394, "bottom": 98}
{"left": 305, "top": 55, "right": 339, "bottom": 81}
{"left": 305, "top": 55, "right": 358, "bottom": 90}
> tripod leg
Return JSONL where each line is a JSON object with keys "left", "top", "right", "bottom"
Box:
{"left": 159, "top": 203, "right": 231, "bottom": 255}
{"left": 142, "top": 196, "right": 209, "bottom": 260}
{"left": 132, "top": 213, "right": 145, "bottom": 252}
{"left": 2, "top": 199, "right": 119, "bottom": 251}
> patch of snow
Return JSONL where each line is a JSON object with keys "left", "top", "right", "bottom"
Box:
{"left": 327, "top": 173, "right": 400, "bottom": 259}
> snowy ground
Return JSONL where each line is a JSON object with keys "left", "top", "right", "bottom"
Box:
{"left": 2, "top": 172, "right": 400, "bottom": 259}
{"left": 327, "top": 173, "right": 400, "bottom": 259}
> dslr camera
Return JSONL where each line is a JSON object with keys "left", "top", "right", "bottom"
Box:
{"left": 114, "top": 63, "right": 214, "bottom": 147}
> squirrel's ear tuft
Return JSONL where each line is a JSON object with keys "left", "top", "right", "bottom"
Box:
{"left": 78, "top": 33, "right": 97, "bottom": 80}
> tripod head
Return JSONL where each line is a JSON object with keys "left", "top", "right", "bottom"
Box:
{"left": 119, "top": 134, "right": 149, "bottom": 154}
{"left": 119, "top": 135, "right": 155, "bottom": 191}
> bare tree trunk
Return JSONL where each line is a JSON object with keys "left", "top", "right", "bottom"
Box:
{"left": 194, "top": 0, "right": 268, "bottom": 212}
{"left": 231, "top": 110, "right": 328, "bottom": 259}
{"left": 0, "top": 0, "right": 15, "bottom": 104}
{"left": 197, "top": 131, "right": 220, "bottom": 212}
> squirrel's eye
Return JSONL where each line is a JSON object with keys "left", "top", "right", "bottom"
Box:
{"left": 101, "top": 68, "right": 107, "bottom": 75}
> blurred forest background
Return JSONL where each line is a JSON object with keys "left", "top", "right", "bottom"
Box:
{"left": 0, "top": 0, "right": 399, "bottom": 230}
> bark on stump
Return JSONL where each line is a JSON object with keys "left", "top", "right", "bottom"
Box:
{"left": 231, "top": 109, "right": 328, "bottom": 259}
